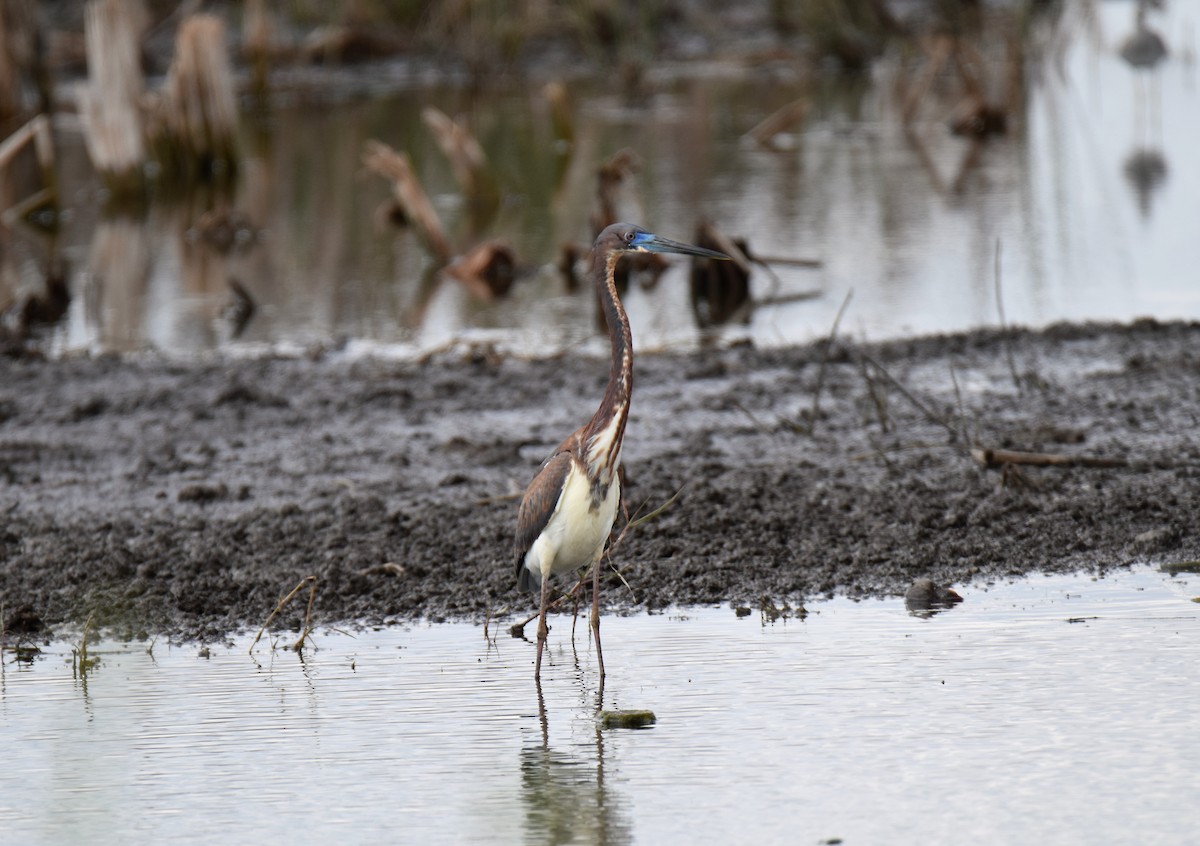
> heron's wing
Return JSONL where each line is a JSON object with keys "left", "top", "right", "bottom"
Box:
{"left": 515, "top": 451, "right": 574, "bottom": 582}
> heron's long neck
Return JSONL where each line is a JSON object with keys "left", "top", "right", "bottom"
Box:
{"left": 583, "top": 251, "right": 633, "bottom": 482}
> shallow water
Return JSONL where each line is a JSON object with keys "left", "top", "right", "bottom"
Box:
{"left": 2, "top": 565, "right": 1197, "bottom": 844}
{"left": 5, "top": 3, "right": 1195, "bottom": 357}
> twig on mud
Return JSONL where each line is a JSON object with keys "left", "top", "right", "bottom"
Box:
{"left": 250, "top": 575, "right": 318, "bottom": 655}
{"left": 806, "top": 288, "right": 854, "bottom": 432}
{"left": 627, "top": 485, "right": 685, "bottom": 530}
{"left": 731, "top": 399, "right": 774, "bottom": 435}
{"left": 848, "top": 441, "right": 961, "bottom": 462}
{"left": 971, "top": 447, "right": 1128, "bottom": 470}
{"left": 949, "top": 362, "right": 969, "bottom": 445}
{"left": 606, "top": 554, "right": 638, "bottom": 600}
{"left": 612, "top": 483, "right": 686, "bottom": 550}
{"left": 857, "top": 353, "right": 892, "bottom": 433}
{"left": 856, "top": 349, "right": 958, "bottom": 441}
{"left": 994, "top": 239, "right": 1022, "bottom": 393}
{"left": 474, "top": 491, "right": 523, "bottom": 506}
{"left": 508, "top": 580, "right": 584, "bottom": 638}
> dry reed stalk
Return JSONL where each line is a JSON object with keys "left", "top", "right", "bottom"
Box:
{"left": 0, "top": 1, "right": 22, "bottom": 121}
{"left": 0, "top": 112, "right": 51, "bottom": 172}
{"left": 153, "top": 14, "right": 239, "bottom": 182}
{"left": 421, "top": 106, "right": 499, "bottom": 219}
{"left": 543, "top": 81, "right": 574, "bottom": 149}
{"left": 243, "top": 0, "right": 273, "bottom": 98}
{"left": 78, "top": 0, "right": 148, "bottom": 194}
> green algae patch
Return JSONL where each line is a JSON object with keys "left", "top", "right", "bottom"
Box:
{"left": 599, "top": 710, "right": 657, "bottom": 729}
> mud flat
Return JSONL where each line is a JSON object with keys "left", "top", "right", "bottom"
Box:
{"left": 1, "top": 319, "right": 1197, "bottom": 640}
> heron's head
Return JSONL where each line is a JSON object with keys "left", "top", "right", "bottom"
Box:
{"left": 600, "top": 223, "right": 730, "bottom": 260}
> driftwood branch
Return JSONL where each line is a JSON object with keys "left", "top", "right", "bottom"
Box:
{"left": 971, "top": 448, "right": 1127, "bottom": 470}
{"left": 363, "top": 139, "right": 453, "bottom": 263}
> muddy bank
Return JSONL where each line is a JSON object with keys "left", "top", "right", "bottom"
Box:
{"left": 1, "top": 319, "right": 1198, "bottom": 641}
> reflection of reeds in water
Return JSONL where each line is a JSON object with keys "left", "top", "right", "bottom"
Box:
{"left": 85, "top": 215, "right": 150, "bottom": 350}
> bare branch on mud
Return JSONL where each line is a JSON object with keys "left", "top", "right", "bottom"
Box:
{"left": 971, "top": 448, "right": 1128, "bottom": 470}
{"left": 857, "top": 349, "right": 958, "bottom": 441}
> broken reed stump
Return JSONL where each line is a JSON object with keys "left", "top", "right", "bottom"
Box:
{"left": 78, "top": 0, "right": 149, "bottom": 198}
{"left": 444, "top": 240, "right": 516, "bottom": 299}
{"left": 242, "top": 0, "right": 273, "bottom": 103}
{"left": 690, "top": 220, "right": 752, "bottom": 326}
{"left": 0, "top": 0, "right": 30, "bottom": 122}
{"left": 149, "top": 14, "right": 240, "bottom": 190}
{"left": 590, "top": 147, "right": 641, "bottom": 236}
{"left": 363, "top": 140, "right": 453, "bottom": 263}
{"left": 363, "top": 139, "right": 515, "bottom": 298}
{"left": 421, "top": 106, "right": 499, "bottom": 223}
{"left": 542, "top": 81, "right": 574, "bottom": 151}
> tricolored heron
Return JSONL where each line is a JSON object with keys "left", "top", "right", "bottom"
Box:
{"left": 515, "top": 222, "right": 729, "bottom": 681}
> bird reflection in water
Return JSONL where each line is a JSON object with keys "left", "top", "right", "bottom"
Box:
{"left": 520, "top": 677, "right": 632, "bottom": 846}
{"left": 1119, "top": 0, "right": 1170, "bottom": 217}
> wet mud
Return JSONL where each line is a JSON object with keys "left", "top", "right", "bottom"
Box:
{"left": 2, "top": 320, "right": 1198, "bottom": 640}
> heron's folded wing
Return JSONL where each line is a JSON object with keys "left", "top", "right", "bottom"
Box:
{"left": 514, "top": 451, "right": 574, "bottom": 582}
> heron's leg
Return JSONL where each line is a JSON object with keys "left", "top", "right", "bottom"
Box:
{"left": 535, "top": 575, "right": 551, "bottom": 680}
{"left": 570, "top": 580, "right": 581, "bottom": 641}
{"left": 591, "top": 555, "right": 605, "bottom": 680}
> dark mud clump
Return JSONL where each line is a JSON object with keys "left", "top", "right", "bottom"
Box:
{"left": 1, "top": 320, "right": 1198, "bottom": 640}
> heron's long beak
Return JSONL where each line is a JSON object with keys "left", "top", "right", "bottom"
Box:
{"left": 633, "top": 232, "right": 730, "bottom": 260}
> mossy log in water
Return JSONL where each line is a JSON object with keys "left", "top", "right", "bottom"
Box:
{"left": 599, "top": 710, "right": 657, "bottom": 729}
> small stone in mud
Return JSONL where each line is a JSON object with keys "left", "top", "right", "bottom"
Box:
{"left": 177, "top": 483, "right": 229, "bottom": 503}
{"left": 3, "top": 605, "right": 45, "bottom": 634}
{"left": 599, "top": 709, "right": 657, "bottom": 729}
{"left": 1132, "top": 527, "right": 1180, "bottom": 554}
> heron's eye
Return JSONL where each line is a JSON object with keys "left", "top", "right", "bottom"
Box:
{"left": 625, "top": 230, "right": 636, "bottom": 243}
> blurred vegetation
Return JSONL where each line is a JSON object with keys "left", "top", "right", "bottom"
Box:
{"left": 18, "top": 0, "right": 1064, "bottom": 84}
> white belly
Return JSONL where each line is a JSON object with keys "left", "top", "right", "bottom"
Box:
{"left": 524, "top": 462, "right": 621, "bottom": 585}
